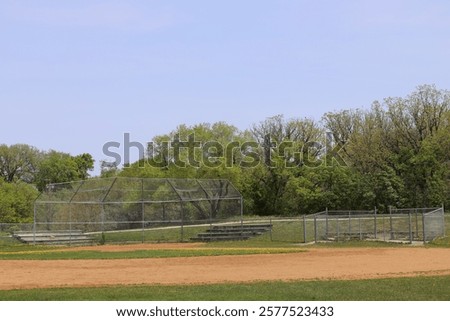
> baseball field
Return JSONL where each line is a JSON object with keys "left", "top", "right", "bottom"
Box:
{"left": 0, "top": 215, "right": 449, "bottom": 301}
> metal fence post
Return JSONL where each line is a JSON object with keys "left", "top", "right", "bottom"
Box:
{"left": 33, "top": 203, "right": 37, "bottom": 246}
{"left": 69, "top": 203, "right": 72, "bottom": 247}
{"left": 240, "top": 196, "right": 244, "bottom": 218}
{"left": 422, "top": 210, "right": 426, "bottom": 244}
{"left": 374, "top": 207, "right": 378, "bottom": 239}
{"left": 325, "top": 208, "right": 329, "bottom": 239}
{"left": 442, "top": 206, "right": 446, "bottom": 237}
{"left": 180, "top": 202, "right": 185, "bottom": 242}
{"left": 408, "top": 212, "right": 413, "bottom": 244}
{"left": 101, "top": 204, "right": 105, "bottom": 236}
{"left": 303, "top": 214, "right": 307, "bottom": 243}
{"left": 141, "top": 179, "right": 145, "bottom": 244}
{"left": 336, "top": 216, "right": 340, "bottom": 242}
{"left": 359, "top": 216, "right": 362, "bottom": 240}
{"left": 389, "top": 206, "right": 394, "bottom": 240}
{"left": 314, "top": 215, "right": 318, "bottom": 243}
{"left": 141, "top": 201, "right": 145, "bottom": 244}
{"left": 270, "top": 218, "right": 273, "bottom": 242}
{"left": 240, "top": 197, "right": 244, "bottom": 240}
{"left": 209, "top": 200, "right": 213, "bottom": 238}
{"left": 415, "top": 208, "right": 419, "bottom": 239}
{"left": 348, "top": 211, "right": 351, "bottom": 239}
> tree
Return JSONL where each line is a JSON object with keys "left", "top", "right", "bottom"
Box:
{"left": 0, "top": 179, "right": 38, "bottom": 223}
{"left": 380, "top": 85, "right": 450, "bottom": 207}
{"left": 100, "top": 160, "right": 120, "bottom": 178}
{"left": 324, "top": 85, "right": 450, "bottom": 209}
{"left": 0, "top": 144, "right": 41, "bottom": 183}
{"left": 248, "top": 115, "right": 322, "bottom": 215}
{"left": 35, "top": 151, "right": 94, "bottom": 191}
{"left": 73, "top": 153, "right": 94, "bottom": 180}
{"left": 322, "top": 109, "right": 363, "bottom": 159}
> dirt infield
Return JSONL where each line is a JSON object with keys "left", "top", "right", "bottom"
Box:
{"left": 1, "top": 247, "right": 450, "bottom": 290}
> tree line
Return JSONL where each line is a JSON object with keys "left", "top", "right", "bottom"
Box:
{"left": 109, "top": 84, "right": 450, "bottom": 215}
{"left": 1, "top": 84, "right": 449, "bottom": 222}
{"left": 0, "top": 148, "right": 94, "bottom": 222}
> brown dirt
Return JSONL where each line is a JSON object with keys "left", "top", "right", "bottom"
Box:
{"left": 1, "top": 247, "right": 450, "bottom": 290}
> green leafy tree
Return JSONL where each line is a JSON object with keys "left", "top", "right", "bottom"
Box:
{"left": 248, "top": 115, "right": 322, "bottom": 215}
{"left": 35, "top": 151, "right": 94, "bottom": 191}
{"left": 74, "top": 153, "right": 94, "bottom": 180}
{"left": 323, "top": 85, "right": 450, "bottom": 211}
{"left": 0, "top": 179, "right": 38, "bottom": 223}
{"left": 0, "top": 144, "right": 41, "bottom": 183}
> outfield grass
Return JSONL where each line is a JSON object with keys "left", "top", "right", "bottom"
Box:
{"left": 0, "top": 247, "right": 304, "bottom": 260}
{"left": 0, "top": 276, "right": 449, "bottom": 301}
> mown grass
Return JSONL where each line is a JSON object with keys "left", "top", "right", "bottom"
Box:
{"left": 0, "top": 247, "right": 304, "bottom": 260}
{"left": 0, "top": 276, "right": 449, "bottom": 301}
{"left": 94, "top": 224, "right": 208, "bottom": 243}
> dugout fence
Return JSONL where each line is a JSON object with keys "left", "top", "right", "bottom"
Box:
{"left": 249, "top": 207, "right": 446, "bottom": 244}
{"left": 312, "top": 207, "right": 445, "bottom": 244}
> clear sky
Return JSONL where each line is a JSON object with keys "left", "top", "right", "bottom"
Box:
{"left": 1, "top": 0, "right": 449, "bottom": 173}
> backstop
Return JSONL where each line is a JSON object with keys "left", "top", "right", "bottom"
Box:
{"left": 32, "top": 177, "right": 243, "bottom": 243}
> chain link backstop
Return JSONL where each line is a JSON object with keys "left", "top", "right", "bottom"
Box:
{"left": 32, "top": 177, "right": 243, "bottom": 244}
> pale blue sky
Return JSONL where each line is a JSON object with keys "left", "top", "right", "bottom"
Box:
{"left": 1, "top": 0, "right": 449, "bottom": 173}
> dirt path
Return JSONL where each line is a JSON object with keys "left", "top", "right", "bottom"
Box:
{"left": 1, "top": 248, "right": 450, "bottom": 290}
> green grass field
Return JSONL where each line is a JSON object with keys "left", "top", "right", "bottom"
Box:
{"left": 0, "top": 276, "right": 449, "bottom": 301}
{"left": 0, "top": 247, "right": 304, "bottom": 260}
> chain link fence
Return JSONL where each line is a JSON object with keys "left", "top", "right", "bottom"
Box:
{"left": 21, "top": 178, "right": 243, "bottom": 245}
{"left": 240, "top": 207, "right": 446, "bottom": 244}
{"left": 383, "top": 207, "right": 446, "bottom": 242}
{"left": 310, "top": 207, "right": 445, "bottom": 244}
{"left": 422, "top": 208, "right": 446, "bottom": 242}
{"left": 0, "top": 223, "right": 33, "bottom": 245}
{"left": 2, "top": 204, "right": 445, "bottom": 246}
{"left": 313, "top": 210, "right": 377, "bottom": 242}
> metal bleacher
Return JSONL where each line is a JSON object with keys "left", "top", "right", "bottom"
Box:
{"left": 13, "top": 230, "right": 95, "bottom": 245}
{"left": 191, "top": 223, "right": 272, "bottom": 242}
